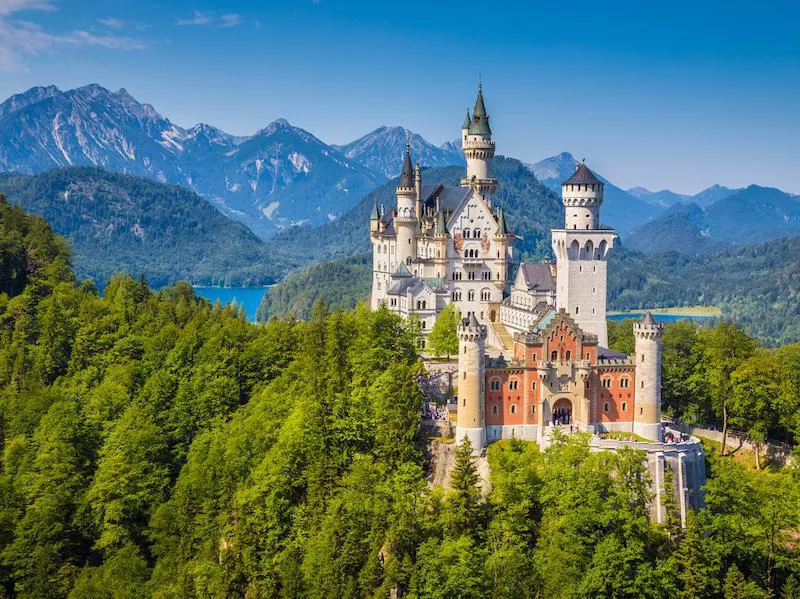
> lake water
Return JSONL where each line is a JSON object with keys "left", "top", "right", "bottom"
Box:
{"left": 607, "top": 312, "right": 717, "bottom": 324}
{"left": 193, "top": 286, "right": 272, "bottom": 322}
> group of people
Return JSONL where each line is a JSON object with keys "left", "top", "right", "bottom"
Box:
{"left": 663, "top": 430, "right": 687, "bottom": 444}
{"left": 424, "top": 402, "right": 447, "bottom": 421}
{"left": 551, "top": 407, "right": 571, "bottom": 426}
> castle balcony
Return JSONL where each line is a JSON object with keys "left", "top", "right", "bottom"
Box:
{"left": 462, "top": 258, "right": 484, "bottom": 267}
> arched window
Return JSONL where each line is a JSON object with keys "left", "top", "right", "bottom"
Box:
{"left": 620, "top": 378, "right": 629, "bottom": 388}
{"left": 602, "top": 378, "right": 612, "bottom": 388}
{"left": 603, "top": 402, "right": 610, "bottom": 413}
{"left": 509, "top": 379, "right": 519, "bottom": 391}
{"left": 510, "top": 404, "right": 517, "bottom": 415}
{"left": 550, "top": 350, "right": 558, "bottom": 361}
{"left": 467, "top": 290, "right": 475, "bottom": 301}
{"left": 492, "top": 404, "right": 498, "bottom": 415}
{"left": 531, "top": 381, "right": 537, "bottom": 390}
{"left": 474, "top": 229, "right": 481, "bottom": 238}
{"left": 621, "top": 402, "right": 627, "bottom": 412}
{"left": 565, "top": 351, "right": 571, "bottom": 361}
{"left": 490, "top": 379, "right": 500, "bottom": 391}
{"left": 570, "top": 240, "right": 580, "bottom": 259}
{"left": 584, "top": 240, "right": 594, "bottom": 260}
{"left": 464, "top": 229, "right": 471, "bottom": 239}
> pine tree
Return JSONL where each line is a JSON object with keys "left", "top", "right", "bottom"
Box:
{"left": 672, "top": 513, "right": 720, "bottom": 599}
{"left": 444, "top": 437, "right": 483, "bottom": 537}
{"left": 783, "top": 575, "right": 800, "bottom": 599}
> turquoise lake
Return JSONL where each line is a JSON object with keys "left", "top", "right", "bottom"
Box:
{"left": 607, "top": 313, "right": 717, "bottom": 324}
{"left": 193, "top": 287, "right": 272, "bottom": 322}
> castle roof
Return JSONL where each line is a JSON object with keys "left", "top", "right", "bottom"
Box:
{"left": 399, "top": 146, "right": 414, "bottom": 188}
{"left": 370, "top": 199, "right": 380, "bottom": 221}
{"left": 468, "top": 84, "right": 492, "bottom": 136}
{"left": 640, "top": 311, "right": 657, "bottom": 326}
{"left": 597, "top": 347, "right": 629, "bottom": 360}
{"left": 462, "top": 109, "right": 471, "bottom": 129}
{"left": 519, "top": 263, "right": 555, "bottom": 292}
{"left": 392, "top": 262, "right": 412, "bottom": 278}
{"left": 496, "top": 205, "right": 509, "bottom": 236}
{"left": 564, "top": 162, "right": 602, "bottom": 186}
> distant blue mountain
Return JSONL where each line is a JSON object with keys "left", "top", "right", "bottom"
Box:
{"left": 526, "top": 152, "right": 662, "bottom": 237}
{"left": 334, "top": 126, "right": 464, "bottom": 178}
{"left": 626, "top": 185, "right": 800, "bottom": 254}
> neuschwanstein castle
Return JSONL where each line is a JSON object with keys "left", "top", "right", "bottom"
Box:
{"left": 370, "top": 86, "right": 671, "bottom": 445}
{"left": 369, "top": 84, "right": 706, "bottom": 522}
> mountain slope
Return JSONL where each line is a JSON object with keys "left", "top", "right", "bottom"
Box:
{"left": 270, "top": 156, "right": 563, "bottom": 264}
{"left": 627, "top": 187, "right": 690, "bottom": 208}
{"left": 690, "top": 184, "right": 738, "bottom": 208}
{"left": 0, "top": 85, "right": 384, "bottom": 238}
{"left": 527, "top": 152, "right": 661, "bottom": 237}
{"left": 626, "top": 185, "right": 800, "bottom": 254}
{"left": 0, "top": 168, "right": 295, "bottom": 287}
{"left": 335, "top": 126, "right": 464, "bottom": 178}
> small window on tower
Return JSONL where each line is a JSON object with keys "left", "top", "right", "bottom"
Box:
{"left": 603, "top": 402, "right": 610, "bottom": 413}
{"left": 622, "top": 402, "right": 627, "bottom": 412}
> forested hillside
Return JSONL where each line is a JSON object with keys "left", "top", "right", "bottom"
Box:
{"left": 0, "top": 168, "right": 294, "bottom": 287}
{"left": 1, "top": 203, "right": 799, "bottom": 597}
{"left": 271, "top": 156, "right": 563, "bottom": 264}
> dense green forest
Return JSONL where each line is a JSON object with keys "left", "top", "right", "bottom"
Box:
{"left": 2, "top": 188, "right": 799, "bottom": 598}
{"left": 0, "top": 169, "right": 295, "bottom": 288}
{"left": 259, "top": 239, "right": 800, "bottom": 344}
{"left": 256, "top": 253, "right": 372, "bottom": 321}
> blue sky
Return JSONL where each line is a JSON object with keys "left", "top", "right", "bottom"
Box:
{"left": 0, "top": 0, "right": 798, "bottom": 194}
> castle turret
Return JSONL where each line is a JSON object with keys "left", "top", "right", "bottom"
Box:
{"left": 551, "top": 161, "right": 617, "bottom": 347}
{"left": 461, "top": 84, "right": 497, "bottom": 195}
{"left": 633, "top": 312, "right": 664, "bottom": 441}
{"left": 493, "top": 205, "right": 512, "bottom": 286}
{"left": 369, "top": 199, "right": 381, "bottom": 234}
{"left": 395, "top": 145, "right": 418, "bottom": 268}
{"left": 456, "top": 314, "right": 487, "bottom": 451}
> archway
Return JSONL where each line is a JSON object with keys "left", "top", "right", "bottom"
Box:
{"left": 552, "top": 397, "right": 573, "bottom": 426}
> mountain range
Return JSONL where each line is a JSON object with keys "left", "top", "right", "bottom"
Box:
{"left": 625, "top": 185, "right": 800, "bottom": 254}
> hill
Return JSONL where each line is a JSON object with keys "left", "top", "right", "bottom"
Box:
{"left": 256, "top": 253, "right": 372, "bottom": 321}
{"left": 527, "top": 151, "right": 661, "bottom": 236}
{"left": 625, "top": 185, "right": 800, "bottom": 254}
{"left": 627, "top": 187, "right": 689, "bottom": 208}
{"left": 0, "top": 168, "right": 294, "bottom": 288}
{"left": 609, "top": 239, "right": 800, "bottom": 344}
{"left": 0, "top": 84, "right": 384, "bottom": 237}
{"left": 270, "top": 155, "right": 563, "bottom": 264}
{"left": 335, "top": 126, "right": 464, "bottom": 178}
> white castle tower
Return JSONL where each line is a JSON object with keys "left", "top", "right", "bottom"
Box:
{"left": 456, "top": 314, "right": 487, "bottom": 451}
{"left": 395, "top": 146, "right": 417, "bottom": 268}
{"left": 551, "top": 162, "right": 616, "bottom": 347}
{"left": 461, "top": 84, "right": 497, "bottom": 196}
{"left": 633, "top": 312, "right": 664, "bottom": 441}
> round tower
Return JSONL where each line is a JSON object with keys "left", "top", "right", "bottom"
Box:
{"left": 395, "top": 145, "right": 417, "bottom": 267}
{"left": 456, "top": 314, "right": 487, "bottom": 451}
{"left": 633, "top": 312, "right": 664, "bottom": 441}
{"left": 461, "top": 84, "right": 497, "bottom": 194}
{"left": 562, "top": 161, "right": 604, "bottom": 231}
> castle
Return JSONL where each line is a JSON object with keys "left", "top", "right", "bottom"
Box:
{"left": 370, "top": 84, "right": 706, "bottom": 522}
{"left": 371, "top": 84, "right": 662, "bottom": 447}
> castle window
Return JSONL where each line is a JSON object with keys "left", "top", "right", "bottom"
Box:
{"left": 641, "top": 381, "right": 644, "bottom": 389}
{"left": 474, "top": 229, "right": 481, "bottom": 238}
{"left": 531, "top": 381, "right": 537, "bottom": 390}
{"left": 550, "top": 350, "right": 558, "bottom": 361}
{"left": 421, "top": 321, "right": 426, "bottom": 329}
{"left": 586, "top": 353, "right": 590, "bottom": 360}
{"left": 565, "top": 351, "right": 571, "bottom": 361}
{"left": 490, "top": 379, "right": 500, "bottom": 391}
{"left": 509, "top": 379, "right": 519, "bottom": 391}
{"left": 641, "top": 353, "right": 645, "bottom": 362}
{"left": 640, "top": 407, "right": 644, "bottom": 415}
{"left": 492, "top": 405, "right": 498, "bottom": 415}
{"left": 603, "top": 402, "right": 610, "bottom": 413}
{"left": 531, "top": 353, "right": 537, "bottom": 362}
{"left": 620, "top": 378, "right": 629, "bottom": 388}
{"left": 621, "top": 402, "right": 627, "bottom": 412}
{"left": 602, "top": 378, "right": 612, "bottom": 388}
{"left": 468, "top": 290, "right": 475, "bottom": 301}
{"left": 510, "top": 405, "right": 517, "bottom": 415}
{"left": 575, "top": 306, "right": 579, "bottom": 315}
{"left": 377, "top": 245, "right": 382, "bottom": 253}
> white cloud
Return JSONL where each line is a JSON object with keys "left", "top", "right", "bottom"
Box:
{"left": 97, "top": 17, "right": 149, "bottom": 31}
{"left": 177, "top": 10, "right": 244, "bottom": 28}
{"left": 220, "top": 13, "right": 242, "bottom": 28}
{"left": 177, "top": 10, "right": 211, "bottom": 26}
{"left": 0, "top": 0, "right": 54, "bottom": 16}
{"left": 0, "top": 2, "right": 145, "bottom": 71}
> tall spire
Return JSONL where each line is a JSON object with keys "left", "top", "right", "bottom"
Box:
{"left": 399, "top": 144, "right": 414, "bottom": 188}
{"left": 435, "top": 201, "right": 448, "bottom": 237}
{"left": 370, "top": 198, "right": 380, "bottom": 221}
{"left": 496, "top": 205, "right": 509, "bottom": 236}
{"left": 462, "top": 109, "right": 471, "bottom": 129}
{"left": 468, "top": 83, "right": 491, "bottom": 136}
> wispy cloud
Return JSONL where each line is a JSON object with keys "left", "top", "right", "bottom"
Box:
{"left": 177, "top": 10, "right": 211, "bottom": 26}
{"left": 220, "top": 13, "right": 242, "bottom": 28}
{"left": 0, "top": 0, "right": 54, "bottom": 16}
{"left": 97, "top": 16, "right": 149, "bottom": 31}
{"left": 0, "top": 1, "right": 145, "bottom": 71}
{"left": 177, "top": 9, "right": 244, "bottom": 28}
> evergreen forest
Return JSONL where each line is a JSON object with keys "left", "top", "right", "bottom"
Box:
{"left": 1, "top": 196, "right": 799, "bottom": 598}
